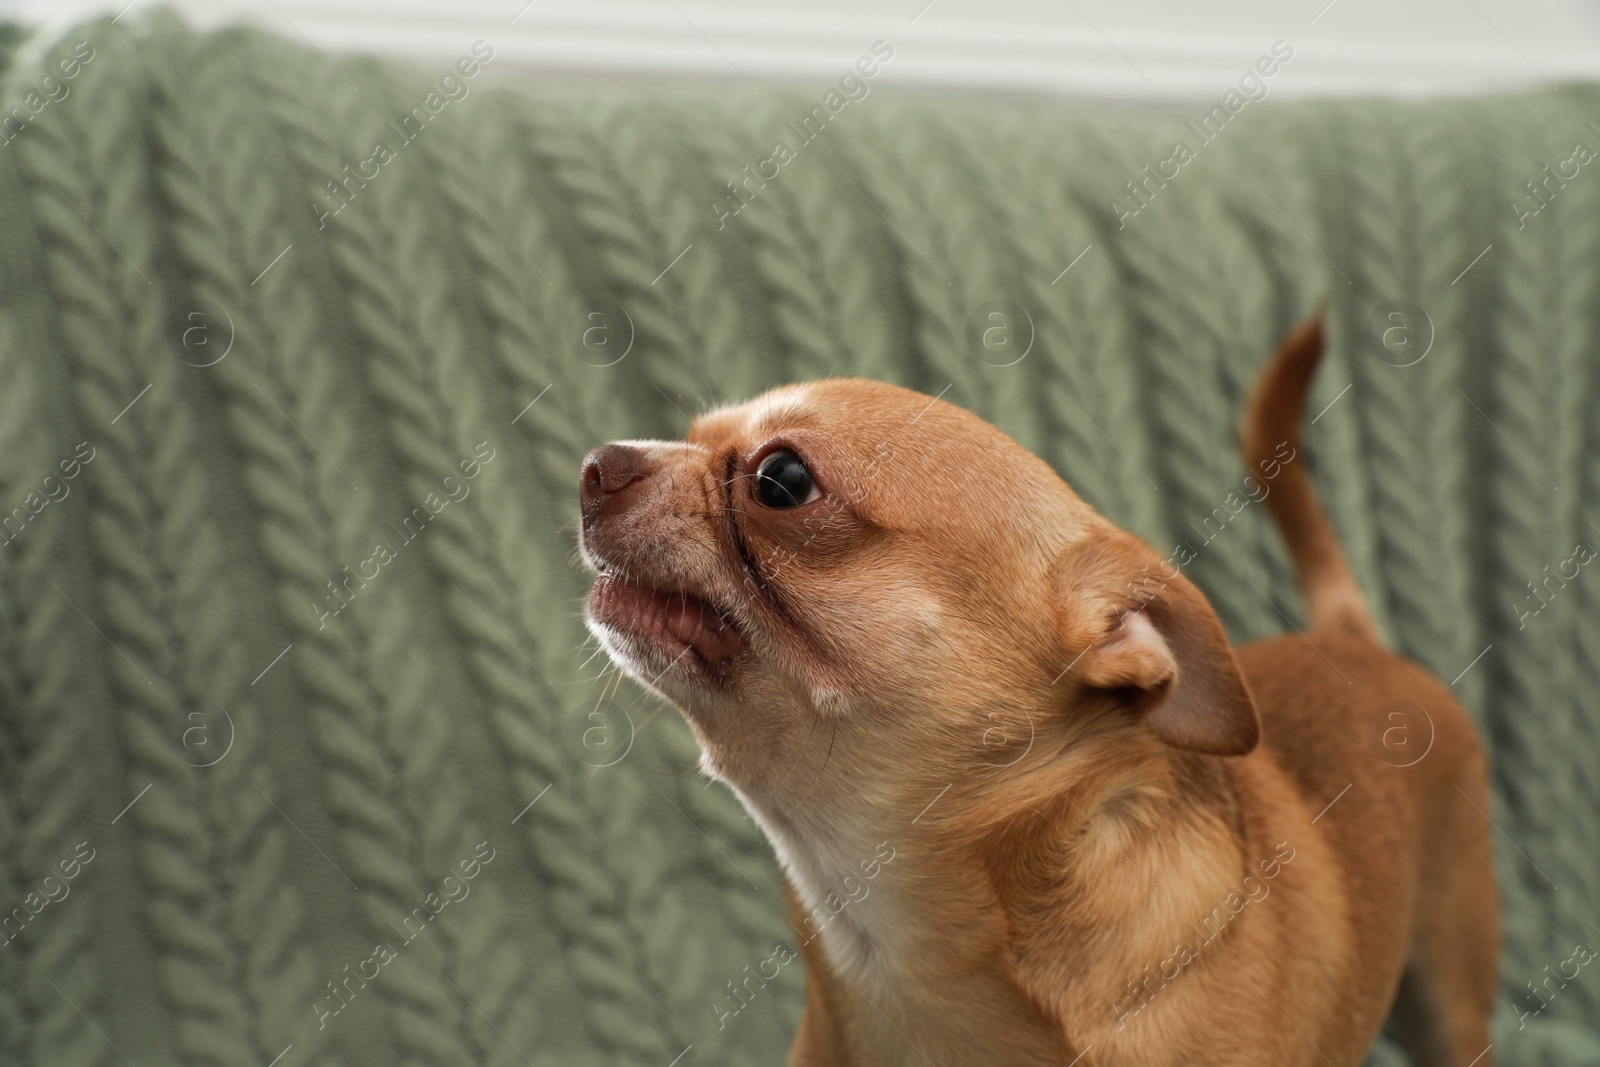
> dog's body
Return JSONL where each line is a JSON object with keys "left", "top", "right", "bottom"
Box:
{"left": 580, "top": 313, "right": 1499, "bottom": 1066}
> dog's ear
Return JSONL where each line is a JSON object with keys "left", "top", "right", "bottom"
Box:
{"left": 1051, "top": 529, "right": 1260, "bottom": 756}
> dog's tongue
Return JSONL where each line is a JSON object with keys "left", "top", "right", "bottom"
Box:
{"left": 663, "top": 591, "right": 745, "bottom": 663}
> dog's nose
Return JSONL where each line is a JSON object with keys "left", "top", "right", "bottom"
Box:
{"left": 581, "top": 443, "right": 648, "bottom": 521}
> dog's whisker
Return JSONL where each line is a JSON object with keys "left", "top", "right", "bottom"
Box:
{"left": 590, "top": 667, "right": 623, "bottom": 719}
{"left": 576, "top": 645, "right": 608, "bottom": 671}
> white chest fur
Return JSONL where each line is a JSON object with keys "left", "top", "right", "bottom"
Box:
{"left": 728, "top": 782, "right": 906, "bottom": 989}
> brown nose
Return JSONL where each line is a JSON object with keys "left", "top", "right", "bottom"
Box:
{"left": 580, "top": 443, "right": 647, "bottom": 523}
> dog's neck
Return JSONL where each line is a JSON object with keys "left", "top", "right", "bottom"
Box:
{"left": 707, "top": 708, "right": 1252, "bottom": 1063}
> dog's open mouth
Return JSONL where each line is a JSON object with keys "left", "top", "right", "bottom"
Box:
{"left": 588, "top": 572, "right": 746, "bottom": 666}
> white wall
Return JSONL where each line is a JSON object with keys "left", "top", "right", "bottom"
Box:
{"left": 5, "top": 0, "right": 1600, "bottom": 100}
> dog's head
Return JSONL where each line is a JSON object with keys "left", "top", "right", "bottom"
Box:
{"left": 579, "top": 379, "right": 1257, "bottom": 798}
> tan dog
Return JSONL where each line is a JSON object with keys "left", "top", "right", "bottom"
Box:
{"left": 579, "top": 312, "right": 1499, "bottom": 1066}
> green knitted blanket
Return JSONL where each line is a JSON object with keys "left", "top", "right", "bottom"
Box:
{"left": 1, "top": 11, "right": 1597, "bottom": 1066}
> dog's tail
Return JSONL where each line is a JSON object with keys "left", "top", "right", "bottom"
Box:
{"left": 1241, "top": 308, "right": 1380, "bottom": 643}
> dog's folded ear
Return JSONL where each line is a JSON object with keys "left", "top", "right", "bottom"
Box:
{"left": 1050, "top": 529, "right": 1260, "bottom": 756}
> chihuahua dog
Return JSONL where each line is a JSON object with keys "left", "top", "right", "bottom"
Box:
{"left": 579, "top": 312, "right": 1499, "bottom": 1066}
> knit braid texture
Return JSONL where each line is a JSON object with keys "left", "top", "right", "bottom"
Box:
{"left": 0, "top": 12, "right": 1597, "bottom": 1065}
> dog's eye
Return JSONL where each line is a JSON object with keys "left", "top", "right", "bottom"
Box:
{"left": 753, "top": 450, "right": 815, "bottom": 509}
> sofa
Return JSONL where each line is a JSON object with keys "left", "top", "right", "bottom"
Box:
{"left": 0, "top": 11, "right": 1596, "bottom": 1065}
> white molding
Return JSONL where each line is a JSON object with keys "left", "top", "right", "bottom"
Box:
{"left": 7, "top": 0, "right": 1600, "bottom": 101}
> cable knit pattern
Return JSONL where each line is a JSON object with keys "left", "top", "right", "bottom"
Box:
{"left": 1, "top": 14, "right": 1599, "bottom": 1066}
{"left": 37, "top": 36, "right": 263, "bottom": 1067}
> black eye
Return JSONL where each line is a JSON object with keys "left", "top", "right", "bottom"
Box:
{"left": 753, "top": 450, "right": 815, "bottom": 509}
